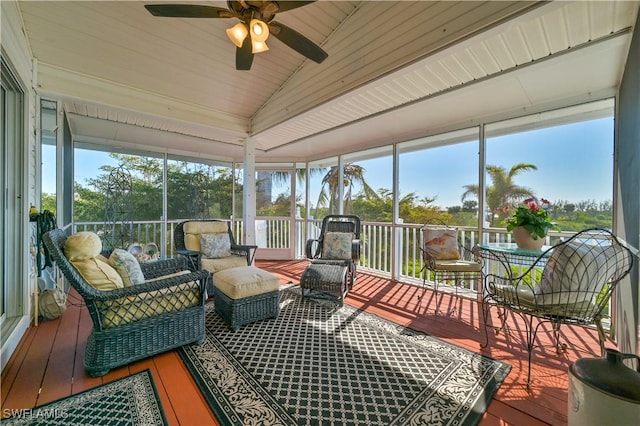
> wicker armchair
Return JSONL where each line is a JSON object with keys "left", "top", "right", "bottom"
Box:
{"left": 480, "top": 227, "right": 634, "bottom": 386}
{"left": 174, "top": 219, "right": 257, "bottom": 294}
{"left": 300, "top": 215, "right": 361, "bottom": 304}
{"left": 44, "top": 229, "right": 210, "bottom": 377}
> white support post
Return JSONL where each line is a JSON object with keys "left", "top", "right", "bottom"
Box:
{"left": 243, "top": 137, "right": 257, "bottom": 259}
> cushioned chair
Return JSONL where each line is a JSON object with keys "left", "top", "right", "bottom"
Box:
{"left": 300, "top": 215, "right": 361, "bottom": 304}
{"left": 44, "top": 229, "right": 210, "bottom": 377}
{"left": 174, "top": 219, "right": 257, "bottom": 294}
{"left": 481, "top": 227, "right": 634, "bottom": 386}
{"left": 419, "top": 220, "right": 482, "bottom": 300}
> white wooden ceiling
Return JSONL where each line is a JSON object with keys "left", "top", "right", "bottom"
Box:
{"left": 15, "top": 1, "right": 639, "bottom": 162}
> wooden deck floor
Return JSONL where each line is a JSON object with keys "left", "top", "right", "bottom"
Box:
{"left": 2, "top": 260, "right": 606, "bottom": 425}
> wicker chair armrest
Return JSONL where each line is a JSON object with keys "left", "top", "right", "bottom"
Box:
{"left": 139, "top": 256, "right": 188, "bottom": 278}
{"left": 305, "top": 239, "right": 320, "bottom": 259}
{"left": 351, "top": 239, "right": 361, "bottom": 261}
{"left": 231, "top": 243, "right": 257, "bottom": 264}
{"left": 176, "top": 249, "right": 201, "bottom": 271}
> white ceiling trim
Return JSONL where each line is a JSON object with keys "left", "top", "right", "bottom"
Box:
{"left": 38, "top": 63, "right": 249, "bottom": 142}
{"left": 252, "top": 0, "right": 637, "bottom": 153}
{"left": 262, "top": 32, "right": 628, "bottom": 161}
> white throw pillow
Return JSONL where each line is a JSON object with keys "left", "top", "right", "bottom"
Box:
{"left": 322, "top": 232, "right": 354, "bottom": 260}
{"left": 200, "top": 233, "right": 231, "bottom": 259}
{"left": 109, "top": 248, "right": 146, "bottom": 286}
{"left": 535, "top": 240, "right": 622, "bottom": 306}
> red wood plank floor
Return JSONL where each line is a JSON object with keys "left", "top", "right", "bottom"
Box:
{"left": 2, "top": 260, "right": 606, "bottom": 425}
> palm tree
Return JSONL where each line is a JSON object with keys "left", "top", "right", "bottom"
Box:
{"left": 461, "top": 162, "right": 537, "bottom": 226}
{"left": 316, "top": 164, "right": 378, "bottom": 216}
{"left": 267, "top": 164, "right": 377, "bottom": 217}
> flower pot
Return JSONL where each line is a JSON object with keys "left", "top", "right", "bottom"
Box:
{"left": 512, "top": 226, "right": 545, "bottom": 251}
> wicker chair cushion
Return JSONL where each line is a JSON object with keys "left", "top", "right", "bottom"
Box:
{"left": 64, "top": 231, "right": 102, "bottom": 260}
{"left": 70, "top": 257, "right": 124, "bottom": 291}
{"left": 109, "top": 249, "right": 145, "bottom": 286}
{"left": 214, "top": 266, "right": 279, "bottom": 299}
{"left": 322, "top": 232, "right": 354, "bottom": 260}
{"left": 201, "top": 256, "right": 248, "bottom": 273}
{"left": 535, "top": 242, "right": 623, "bottom": 305}
{"left": 200, "top": 233, "right": 232, "bottom": 258}
{"left": 98, "top": 281, "right": 201, "bottom": 328}
{"left": 184, "top": 220, "right": 229, "bottom": 234}
{"left": 422, "top": 226, "right": 460, "bottom": 260}
{"left": 183, "top": 222, "right": 229, "bottom": 253}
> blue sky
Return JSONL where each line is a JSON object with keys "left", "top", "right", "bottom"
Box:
{"left": 44, "top": 117, "right": 614, "bottom": 209}
{"left": 306, "top": 117, "right": 614, "bottom": 208}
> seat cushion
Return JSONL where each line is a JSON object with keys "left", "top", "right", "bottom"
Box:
{"left": 214, "top": 266, "right": 279, "bottom": 299}
{"left": 433, "top": 259, "right": 482, "bottom": 272}
{"left": 201, "top": 256, "right": 248, "bottom": 273}
{"left": 493, "top": 283, "right": 537, "bottom": 308}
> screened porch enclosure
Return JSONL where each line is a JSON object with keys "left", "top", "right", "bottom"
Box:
{"left": 65, "top": 99, "right": 617, "bottom": 296}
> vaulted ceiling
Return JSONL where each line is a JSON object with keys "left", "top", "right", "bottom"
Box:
{"left": 16, "top": 1, "right": 639, "bottom": 162}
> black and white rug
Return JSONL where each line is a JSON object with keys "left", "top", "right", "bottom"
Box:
{"left": 180, "top": 286, "right": 510, "bottom": 426}
{"left": 2, "top": 370, "right": 167, "bottom": 426}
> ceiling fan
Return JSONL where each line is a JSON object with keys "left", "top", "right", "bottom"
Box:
{"left": 144, "top": 1, "right": 328, "bottom": 70}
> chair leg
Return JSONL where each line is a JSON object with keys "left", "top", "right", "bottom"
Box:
{"left": 521, "top": 314, "right": 537, "bottom": 388}
{"left": 417, "top": 266, "right": 428, "bottom": 303}
{"left": 595, "top": 318, "right": 607, "bottom": 356}
{"left": 480, "top": 300, "right": 492, "bottom": 349}
{"left": 552, "top": 320, "right": 567, "bottom": 354}
{"left": 521, "top": 314, "right": 547, "bottom": 389}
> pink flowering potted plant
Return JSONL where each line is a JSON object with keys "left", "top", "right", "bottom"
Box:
{"left": 505, "top": 197, "right": 558, "bottom": 250}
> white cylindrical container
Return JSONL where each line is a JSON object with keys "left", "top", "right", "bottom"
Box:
{"left": 568, "top": 349, "right": 640, "bottom": 426}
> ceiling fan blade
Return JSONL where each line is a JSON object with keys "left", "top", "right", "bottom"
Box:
{"left": 227, "top": 1, "right": 245, "bottom": 14}
{"left": 144, "top": 4, "right": 231, "bottom": 18}
{"left": 236, "top": 36, "right": 254, "bottom": 70}
{"left": 269, "top": 21, "right": 328, "bottom": 64}
{"left": 274, "top": 1, "right": 317, "bottom": 13}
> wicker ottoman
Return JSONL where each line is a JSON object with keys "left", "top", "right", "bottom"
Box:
{"left": 300, "top": 259, "right": 350, "bottom": 305}
{"left": 213, "top": 265, "right": 280, "bottom": 330}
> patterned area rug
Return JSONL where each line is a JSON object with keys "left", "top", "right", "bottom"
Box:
{"left": 2, "top": 370, "right": 167, "bottom": 426}
{"left": 180, "top": 286, "right": 510, "bottom": 426}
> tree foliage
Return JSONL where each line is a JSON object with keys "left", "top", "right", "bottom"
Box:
{"left": 462, "top": 162, "right": 537, "bottom": 226}
{"left": 73, "top": 154, "right": 236, "bottom": 222}
{"left": 69, "top": 155, "right": 612, "bottom": 232}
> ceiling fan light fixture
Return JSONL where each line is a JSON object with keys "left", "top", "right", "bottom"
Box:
{"left": 226, "top": 22, "right": 248, "bottom": 48}
{"left": 249, "top": 18, "right": 269, "bottom": 42}
{"left": 252, "top": 39, "right": 269, "bottom": 54}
